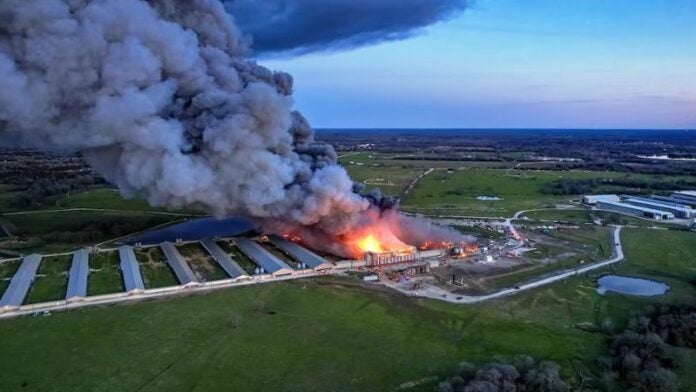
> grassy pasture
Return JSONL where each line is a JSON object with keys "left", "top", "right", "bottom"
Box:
{"left": 24, "top": 255, "right": 72, "bottom": 304}
{"left": 134, "top": 247, "right": 179, "bottom": 289}
{"left": 0, "top": 229, "right": 693, "bottom": 391}
{"left": 87, "top": 252, "right": 124, "bottom": 296}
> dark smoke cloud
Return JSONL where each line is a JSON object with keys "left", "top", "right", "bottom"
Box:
{"left": 0, "top": 0, "right": 466, "bottom": 258}
{"left": 223, "top": 0, "right": 469, "bottom": 55}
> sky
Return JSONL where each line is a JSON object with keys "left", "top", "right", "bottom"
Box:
{"left": 261, "top": 0, "right": 696, "bottom": 129}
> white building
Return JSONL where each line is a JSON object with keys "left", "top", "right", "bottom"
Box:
{"left": 597, "top": 200, "right": 674, "bottom": 220}
{"left": 582, "top": 194, "right": 620, "bottom": 205}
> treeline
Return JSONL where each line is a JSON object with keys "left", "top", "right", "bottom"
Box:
{"left": 437, "top": 356, "right": 569, "bottom": 392}
{"left": 542, "top": 178, "right": 696, "bottom": 196}
{"left": 14, "top": 218, "right": 169, "bottom": 245}
{"left": 0, "top": 150, "right": 106, "bottom": 209}
{"left": 596, "top": 304, "right": 696, "bottom": 391}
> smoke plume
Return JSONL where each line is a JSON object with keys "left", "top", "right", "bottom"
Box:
{"left": 0, "top": 0, "right": 464, "bottom": 257}
{"left": 223, "top": 0, "right": 469, "bottom": 56}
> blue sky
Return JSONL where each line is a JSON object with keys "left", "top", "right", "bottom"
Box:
{"left": 261, "top": 0, "right": 696, "bottom": 129}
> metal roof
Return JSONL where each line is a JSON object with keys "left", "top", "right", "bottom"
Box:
{"left": 66, "top": 249, "right": 89, "bottom": 300}
{"left": 200, "top": 239, "right": 248, "bottom": 279}
{"left": 235, "top": 238, "right": 293, "bottom": 276}
{"left": 268, "top": 235, "right": 333, "bottom": 271}
{"left": 597, "top": 200, "right": 675, "bottom": 217}
{"left": 652, "top": 195, "right": 696, "bottom": 207}
{"left": 0, "top": 254, "right": 42, "bottom": 308}
{"left": 623, "top": 197, "right": 693, "bottom": 216}
{"left": 160, "top": 242, "right": 199, "bottom": 285}
{"left": 119, "top": 246, "right": 145, "bottom": 292}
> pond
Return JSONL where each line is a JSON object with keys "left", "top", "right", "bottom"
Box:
{"left": 597, "top": 275, "right": 669, "bottom": 297}
{"left": 127, "top": 216, "right": 256, "bottom": 245}
{"left": 476, "top": 196, "right": 502, "bottom": 201}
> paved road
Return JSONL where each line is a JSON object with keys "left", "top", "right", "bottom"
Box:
{"left": 384, "top": 226, "right": 624, "bottom": 304}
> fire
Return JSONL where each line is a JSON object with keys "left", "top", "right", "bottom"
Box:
{"left": 358, "top": 234, "right": 385, "bottom": 253}
{"left": 342, "top": 225, "right": 413, "bottom": 259}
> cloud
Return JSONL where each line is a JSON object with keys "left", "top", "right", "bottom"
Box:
{"left": 223, "top": 0, "right": 468, "bottom": 56}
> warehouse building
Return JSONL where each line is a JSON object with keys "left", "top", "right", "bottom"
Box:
{"left": 66, "top": 249, "right": 89, "bottom": 301}
{"left": 267, "top": 235, "right": 334, "bottom": 272}
{"left": 651, "top": 195, "right": 696, "bottom": 208}
{"left": 622, "top": 196, "right": 694, "bottom": 219}
{"left": 119, "top": 246, "right": 145, "bottom": 293}
{"left": 597, "top": 200, "right": 674, "bottom": 220}
{"left": 582, "top": 194, "right": 620, "bottom": 205}
{"left": 235, "top": 238, "right": 293, "bottom": 277}
{"left": 0, "top": 254, "right": 42, "bottom": 311}
{"left": 200, "top": 239, "right": 249, "bottom": 281}
{"left": 160, "top": 242, "right": 199, "bottom": 287}
{"left": 671, "top": 191, "right": 696, "bottom": 205}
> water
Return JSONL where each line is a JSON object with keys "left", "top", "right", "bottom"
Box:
{"left": 597, "top": 275, "right": 669, "bottom": 296}
{"left": 476, "top": 196, "right": 501, "bottom": 201}
{"left": 127, "top": 216, "right": 256, "bottom": 245}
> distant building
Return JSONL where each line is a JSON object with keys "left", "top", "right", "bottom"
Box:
{"left": 597, "top": 200, "right": 674, "bottom": 220}
{"left": 622, "top": 196, "right": 694, "bottom": 219}
{"left": 582, "top": 194, "right": 620, "bottom": 205}
{"left": 671, "top": 191, "right": 696, "bottom": 205}
{"left": 651, "top": 195, "right": 696, "bottom": 208}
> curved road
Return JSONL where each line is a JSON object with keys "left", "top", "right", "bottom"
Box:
{"left": 384, "top": 225, "right": 624, "bottom": 303}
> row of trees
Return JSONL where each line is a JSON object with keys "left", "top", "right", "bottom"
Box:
{"left": 596, "top": 305, "right": 696, "bottom": 391}
{"left": 542, "top": 177, "right": 696, "bottom": 196}
{"left": 437, "top": 356, "right": 569, "bottom": 392}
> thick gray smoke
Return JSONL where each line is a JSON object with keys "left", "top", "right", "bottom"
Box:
{"left": 224, "top": 0, "right": 469, "bottom": 55}
{"left": 0, "top": 0, "right": 465, "bottom": 257}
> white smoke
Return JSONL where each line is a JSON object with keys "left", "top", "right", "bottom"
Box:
{"left": 0, "top": 0, "right": 464, "bottom": 256}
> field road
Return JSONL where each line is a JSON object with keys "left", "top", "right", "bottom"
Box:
{"left": 383, "top": 226, "right": 624, "bottom": 304}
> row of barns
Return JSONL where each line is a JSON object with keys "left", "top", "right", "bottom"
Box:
{"left": 0, "top": 235, "right": 338, "bottom": 313}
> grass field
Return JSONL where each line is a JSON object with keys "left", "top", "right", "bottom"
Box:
{"left": 24, "top": 255, "right": 72, "bottom": 304}
{"left": 177, "top": 243, "right": 229, "bottom": 282}
{"left": 218, "top": 240, "right": 258, "bottom": 274}
{"left": 0, "top": 228, "right": 693, "bottom": 391}
{"left": 522, "top": 208, "right": 683, "bottom": 228}
{"left": 55, "top": 188, "right": 154, "bottom": 210}
{"left": 0, "top": 259, "right": 20, "bottom": 295}
{"left": 134, "top": 247, "right": 179, "bottom": 288}
{"left": 87, "top": 252, "right": 125, "bottom": 296}
{"left": 397, "top": 168, "right": 696, "bottom": 217}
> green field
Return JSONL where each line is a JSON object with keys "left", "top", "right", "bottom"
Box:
{"left": 87, "top": 252, "right": 125, "bottom": 296}
{"left": 55, "top": 188, "right": 154, "bottom": 210}
{"left": 0, "top": 259, "right": 20, "bottom": 294}
{"left": 0, "top": 228, "right": 693, "bottom": 391}
{"left": 177, "top": 243, "right": 229, "bottom": 282}
{"left": 397, "top": 168, "right": 696, "bottom": 217}
{"left": 24, "top": 255, "right": 72, "bottom": 304}
{"left": 218, "top": 241, "right": 257, "bottom": 274}
{"left": 134, "top": 247, "right": 179, "bottom": 289}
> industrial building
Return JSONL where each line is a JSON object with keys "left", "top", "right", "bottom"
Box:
{"left": 267, "top": 235, "right": 334, "bottom": 272}
{"left": 651, "top": 195, "right": 696, "bottom": 208}
{"left": 0, "top": 254, "right": 42, "bottom": 311}
{"left": 364, "top": 246, "right": 418, "bottom": 267}
{"left": 160, "top": 242, "right": 200, "bottom": 286}
{"left": 118, "top": 246, "right": 145, "bottom": 293}
{"left": 200, "top": 239, "right": 249, "bottom": 281}
{"left": 671, "top": 191, "right": 696, "bottom": 205}
{"left": 582, "top": 194, "right": 620, "bottom": 205}
{"left": 596, "top": 200, "right": 675, "bottom": 220}
{"left": 66, "top": 249, "right": 90, "bottom": 301}
{"left": 235, "top": 238, "right": 293, "bottom": 277}
{"left": 622, "top": 196, "right": 694, "bottom": 218}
